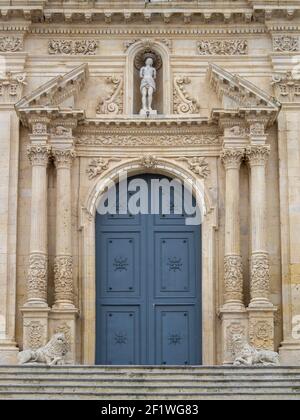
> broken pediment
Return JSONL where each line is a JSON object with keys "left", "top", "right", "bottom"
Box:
{"left": 16, "top": 64, "right": 88, "bottom": 110}
{"left": 208, "top": 64, "right": 280, "bottom": 111}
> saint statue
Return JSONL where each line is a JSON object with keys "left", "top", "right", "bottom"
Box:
{"left": 140, "top": 57, "right": 157, "bottom": 115}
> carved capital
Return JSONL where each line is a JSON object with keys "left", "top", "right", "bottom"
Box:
{"left": 224, "top": 255, "right": 243, "bottom": 303}
{"left": 54, "top": 256, "right": 74, "bottom": 303}
{"left": 245, "top": 145, "right": 270, "bottom": 167}
{"left": 27, "top": 253, "right": 48, "bottom": 302}
{"left": 53, "top": 149, "right": 76, "bottom": 170}
{"left": 250, "top": 253, "right": 270, "bottom": 301}
{"left": 27, "top": 145, "right": 51, "bottom": 167}
{"left": 221, "top": 149, "right": 244, "bottom": 170}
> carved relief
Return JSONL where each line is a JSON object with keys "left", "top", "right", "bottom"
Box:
{"left": 87, "top": 157, "right": 120, "bottom": 180}
{"left": 228, "top": 126, "right": 249, "bottom": 137}
{"left": 249, "top": 122, "right": 265, "bottom": 137}
{"left": 232, "top": 334, "right": 279, "bottom": 366}
{"left": 77, "top": 134, "right": 220, "bottom": 147}
{"left": 54, "top": 324, "right": 71, "bottom": 352}
{"left": 198, "top": 40, "right": 248, "bottom": 55}
{"left": 0, "top": 36, "right": 23, "bottom": 52}
{"left": 48, "top": 40, "right": 98, "bottom": 55}
{"left": 173, "top": 77, "right": 200, "bottom": 115}
{"left": 250, "top": 253, "right": 270, "bottom": 300}
{"left": 139, "top": 155, "right": 158, "bottom": 169}
{"left": 51, "top": 126, "right": 73, "bottom": 137}
{"left": 245, "top": 145, "right": 270, "bottom": 166}
{"left": 273, "top": 35, "right": 299, "bottom": 52}
{"left": 18, "top": 334, "right": 68, "bottom": 366}
{"left": 224, "top": 256, "right": 244, "bottom": 302}
{"left": 27, "top": 253, "right": 48, "bottom": 302}
{"left": 167, "top": 257, "right": 183, "bottom": 273}
{"left": 272, "top": 72, "right": 300, "bottom": 102}
{"left": 113, "top": 257, "right": 129, "bottom": 272}
{"left": 226, "top": 323, "right": 246, "bottom": 360}
{"left": 179, "top": 157, "right": 210, "bottom": 178}
{"left": 24, "top": 321, "right": 44, "bottom": 351}
{"left": 54, "top": 256, "right": 73, "bottom": 303}
{"left": 249, "top": 320, "right": 274, "bottom": 350}
{"left": 32, "top": 122, "right": 48, "bottom": 135}
{"left": 96, "top": 76, "right": 123, "bottom": 115}
{"left": 27, "top": 145, "right": 51, "bottom": 166}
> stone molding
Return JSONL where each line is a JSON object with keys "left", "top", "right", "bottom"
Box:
{"left": 272, "top": 72, "right": 300, "bottom": 103}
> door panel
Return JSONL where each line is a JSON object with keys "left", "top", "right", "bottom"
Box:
{"left": 96, "top": 174, "right": 201, "bottom": 365}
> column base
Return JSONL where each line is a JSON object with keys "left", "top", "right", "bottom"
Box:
{"left": 21, "top": 306, "right": 50, "bottom": 351}
{"left": 247, "top": 306, "right": 277, "bottom": 351}
{"left": 220, "top": 306, "right": 248, "bottom": 365}
{"left": 0, "top": 340, "right": 19, "bottom": 365}
{"left": 49, "top": 308, "right": 78, "bottom": 364}
{"left": 279, "top": 341, "right": 300, "bottom": 366}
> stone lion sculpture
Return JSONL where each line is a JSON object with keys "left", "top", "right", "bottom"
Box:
{"left": 18, "top": 333, "right": 68, "bottom": 366}
{"left": 232, "top": 334, "right": 280, "bottom": 367}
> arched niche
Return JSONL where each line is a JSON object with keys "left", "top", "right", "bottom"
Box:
{"left": 125, "top": 40, "right": 171, "bottom": 116}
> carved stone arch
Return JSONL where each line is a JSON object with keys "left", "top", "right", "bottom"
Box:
{"left": 125, "top": 40, "right": 171, "bottom": 115}
{"left": 80, "top": 159, "right": 217, "bottom": 365}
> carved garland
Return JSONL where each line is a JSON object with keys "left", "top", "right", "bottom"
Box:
{"left": 173, "top": 77, "right": 200, "bottom": 115}
{"left": 198, "top": 40, "right": 248, "bottom": 55}
{"left": 48, "top": 40, "right": 98, "bottom": 55}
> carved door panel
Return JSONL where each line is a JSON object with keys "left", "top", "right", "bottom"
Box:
{"left": 96, "top": 175, "right": 201, "bottom": 365}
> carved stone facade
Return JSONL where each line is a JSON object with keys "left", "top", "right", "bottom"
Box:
{"left": 0, "top": 0, "right": 299, "bottom": 368}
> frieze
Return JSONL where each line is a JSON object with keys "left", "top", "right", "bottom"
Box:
{"left": 0, "top": 36, "right": 23, "bottom": 52}
{"left": 273, "top": 35, "right": 299, "bottom": 52}
{"left": 198, "top": 39, "right": 248, "bottom": 55}
{"left": 48, "top": 39, "right": 98, "bottom": 55}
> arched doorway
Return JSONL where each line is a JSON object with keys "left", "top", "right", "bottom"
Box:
{"left": 95, "top": 174, "right": 202, "bottom": 365}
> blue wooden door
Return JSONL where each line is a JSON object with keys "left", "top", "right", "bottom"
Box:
{"left": 96, "top": 175, "right": 202, "bottom": 365}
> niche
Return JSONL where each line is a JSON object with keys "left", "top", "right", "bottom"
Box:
{"left": 133, "top": 48, "right": 164, "bottom": 115}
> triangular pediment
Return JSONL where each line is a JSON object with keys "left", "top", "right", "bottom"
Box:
{"left": 209, "top": 64, "right": 280, "bottom": 110}
{"left": 16, "top": 64, "right": 88, "bottom": 110}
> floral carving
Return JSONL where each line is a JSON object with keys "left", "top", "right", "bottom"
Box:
{"left": 27, "top": 253, "right": 48, "bottom": 302}
{"left": 221, "top": 149, "right": 244, "bottom": 170}
{"left": 0, "top": 36, "right": 23, "bottom": 52}
{"left": 224, "top": 256, "right": 243, "bottom": 303}
{"left": 139, "top": 155, "right": 158, "bottom": 169}
{"left": 245, "top": 145, "right": 270, "bottom": 166}
{"left": 273, "top": 36, "right": 299, "bottom": 52}
{"left": 272, "top": 72, "right": 300, "bottom": 102}
{"left": 77, "top": 134, "right": 220, "bottom": 147}
{"left": 54, "top": 256, "right": 73, "bottom": 303}
{"left": 48, "top": 40, "right": 98, "bottom": 55}
{"left": 198, "top": 40, "right": 248, "bottom": 55}
{"left": 96, "top": 76, "right": 123, "bottom": 115}
{"left": 179, "top": 157, "right": 210, "bottom": 178}
{"left": 87, "top": 157, "right": 120, "bottom": 180}
{"left": 173, "top": 77, "right": 200, "bottom": 114}
{"left": 113, "top": 257, "right": 129, "bottom": 272}
{"left": 24, "top": 321, "right": 44, "bottom": 350}
{"left": 249, "top": 320, "right": 274, "bottom": 350}
{"left": 250, "top": 253, "right": 270, "bottom": 300}
{"left": 27, "top": 145, "right": 51, "bottom": 166}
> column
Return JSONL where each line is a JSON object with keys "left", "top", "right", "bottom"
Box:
{"left": 22, "top": 117, "right": 52, "bottom": 351}
{"left": 273, "top": 72, "right": 300, "bottom": 364}
{"left": 246, "top": 143, "right": 276, "bottom": 351}
{"left": 0, "top": 65, "right": 26, "bottom": 363}
{"left": 220, "top": 147, "right": 247, "bottom": 364}
{"left": 50, "top": 129, "right": 78, "bottom": 364}
{"left": 53, "top": 148, "right": 76, "bottom": 309}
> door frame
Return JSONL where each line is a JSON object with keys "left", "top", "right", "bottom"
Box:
{"left": 80, "top": 160, "right": 218, "bottom": 365}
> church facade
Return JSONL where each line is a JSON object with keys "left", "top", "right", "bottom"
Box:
{"left": 0, "top": 0, "right": 300, "bottom": 367}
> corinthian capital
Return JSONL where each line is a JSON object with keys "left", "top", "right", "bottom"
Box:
{"left": 245, "top": 145, "right": 270, "bottom": 167}
{"left": 27, "top": 144, "right": 51, "bottom": 166}
{"left": 53, "top": 148, "right": 76, "bottom": 169}
{"left": 221, "top": 148, "right": 244, "bottom": 170}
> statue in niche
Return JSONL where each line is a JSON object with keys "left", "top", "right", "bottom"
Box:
{"left": 140, "top": 56, "right": 157, "bottom": 116}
